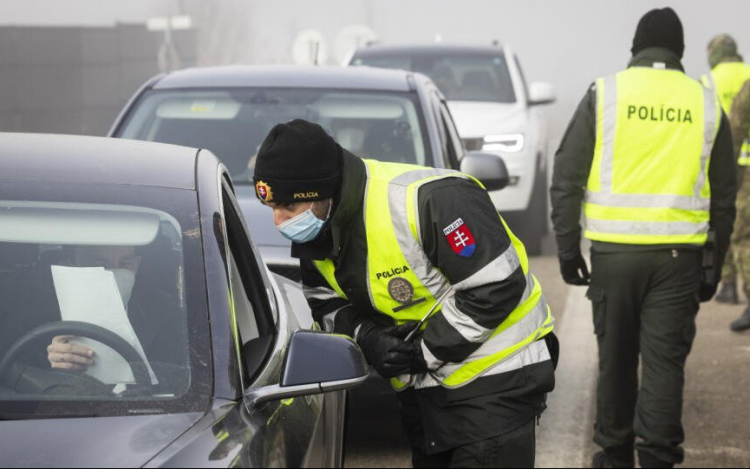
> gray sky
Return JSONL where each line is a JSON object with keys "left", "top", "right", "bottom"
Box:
{"left": 3, "top": 0, "right": 750, "bottom": 143}
{"left": 191, "top": 0, "right": 750, "bottom": 143}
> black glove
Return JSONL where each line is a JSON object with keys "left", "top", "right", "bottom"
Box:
{"left": 356, "top": 322, "right": 418, "bottom": 378}
{"left": 699, "top": 281, "right": 718, "bottom": 303}
{"left": 410, "top": 338, "right": 429, "bottom": 374}
{"left": 560, "top": 253, "right": 590, "bottom": 286}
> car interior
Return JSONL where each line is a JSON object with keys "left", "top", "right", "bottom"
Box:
{"left": 0, "top": 208, "right": 189, "bottom": 400}
{"left": 121, "top": 89, "right": 429, "bottom": 183}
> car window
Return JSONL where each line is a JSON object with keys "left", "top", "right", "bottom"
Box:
{"left": 0, "top": 183, "right": 212, "bottom": 419}
{"left": 353, "top": 53, "right": 516, "bottom": 103}
{"left": 117, "top": 88, "right": 433, "bottom": 183}
{"left": 438, "top": 98, "right": 464, "bottom": 169}
{"left": 222, "top": 185, "right": 276, "bottom": 386}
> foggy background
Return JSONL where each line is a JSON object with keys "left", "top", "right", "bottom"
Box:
{"left": 2, "top": 0, "right": 750, "bottom": 145}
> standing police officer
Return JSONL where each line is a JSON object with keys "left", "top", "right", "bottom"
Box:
{"left": 254, "top": 119, "right": 556, "bottom": 468}
{"left": 551, "top": 8, "right": 736, "bottom": 468}
{"left": 704, "top": 34, "right": 750, "bottom": 304}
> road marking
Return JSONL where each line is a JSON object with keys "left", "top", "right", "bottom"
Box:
{"left": 536, "top": 285, "right": 598, "bottom": 468}
{"left": 685, "top": 446, "right": 750, "bottom": 458}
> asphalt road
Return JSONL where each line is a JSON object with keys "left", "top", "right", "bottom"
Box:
{"left": 344, "top": 252, "right": 750, "bottom": 468}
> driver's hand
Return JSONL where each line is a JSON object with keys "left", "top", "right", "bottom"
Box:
{"left": 47, "top": 336, "right": 95, "bottom": 371}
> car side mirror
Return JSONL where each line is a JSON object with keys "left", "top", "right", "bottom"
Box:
{"left": 528, "top": 81, "right": 556, "bottom": 106}
{"left": 245, "top": 331, "right": 368, "bottom": 407}
{"left": 460, "top": 152, "right": 510, "bottom": 192}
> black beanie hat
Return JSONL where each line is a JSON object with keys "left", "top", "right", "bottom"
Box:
{"left": 631, "top": 7, "right": 685, "bottom": 58}
{"left": 254, "top": 119, "right": 342, "bottom": 204}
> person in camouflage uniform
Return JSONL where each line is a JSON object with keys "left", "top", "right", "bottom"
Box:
{"left": 707, "top": 35, "right": 750, "bottom": 305}
{"left": 708, "top": 34, "right": 744, "bottom": 72}
{"left": 728, "top": 80, "right": 750, "bottom": 331}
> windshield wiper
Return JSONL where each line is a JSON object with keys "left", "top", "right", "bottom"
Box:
{"left": 127, "top": 408, "right": 166, "bottom": 415}
{"left": 0, "top": 413, "right": 101, "bottom": 421}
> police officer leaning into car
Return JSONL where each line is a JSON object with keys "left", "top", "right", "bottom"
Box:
{"left": 551, "top": 8, "right": 736, "bottom": 469}
{"left": 254, "top": 119, "right": 557, "bottom": 468}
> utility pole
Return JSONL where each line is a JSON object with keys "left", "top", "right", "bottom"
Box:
{"left": 147, "top": 15, "right": 193, "bottom": 73}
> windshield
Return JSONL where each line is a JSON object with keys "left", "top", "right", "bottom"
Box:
{"left": 352, "top": 53, "right": 516, "bottom": 103}
{"left": 0, "top": 182, "right": 211, "bottom": 419}
{"left": 118, "top": 88, "right": 432, "bottom": 183}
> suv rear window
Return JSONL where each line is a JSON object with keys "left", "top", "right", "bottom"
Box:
{"left": 353, "top": 53, "right": 516, "bottom": 103}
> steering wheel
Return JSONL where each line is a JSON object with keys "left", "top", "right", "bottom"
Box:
{"left": 0, "top": 321, "right": 152, "bottom": 389}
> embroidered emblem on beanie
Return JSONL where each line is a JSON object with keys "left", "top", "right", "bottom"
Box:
{"left": 256, "top": 181, "right": 273, "bottom": 203}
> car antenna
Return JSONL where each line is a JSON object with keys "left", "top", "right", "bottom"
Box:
{"left": 314, "top": 41, "right": 320, "bottom": 66}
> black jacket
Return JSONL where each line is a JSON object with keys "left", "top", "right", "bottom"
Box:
{"left": 296, "top": 150, "right": 555, "bottom": 453}
{"left": 551, "top": 47, "right": 737, "bottom": 267}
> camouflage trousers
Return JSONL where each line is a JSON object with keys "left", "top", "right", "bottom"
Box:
{"left": 726, "top": 173, "right": 750, "bottom": 297}
{"left": 730, "top": 247, "right": 750, "bottom": 299}
{"left": 721, "top": 247, "right": 737, "bottom": 284}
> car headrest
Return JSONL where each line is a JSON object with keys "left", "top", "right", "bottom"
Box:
{"left": 336, "top": 127, "right": 366, "bottom": 154}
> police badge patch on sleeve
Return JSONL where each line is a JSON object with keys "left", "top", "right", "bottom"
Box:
{"left": 443, "top": 218, "right": 476, "bottom": 258}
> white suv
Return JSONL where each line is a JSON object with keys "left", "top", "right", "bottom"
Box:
{"left": 349, "top": 44, "right": 555, "bottom": 254}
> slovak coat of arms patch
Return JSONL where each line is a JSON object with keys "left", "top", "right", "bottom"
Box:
{"left": 443, "top": 218, "right": 476, "bottom": 258}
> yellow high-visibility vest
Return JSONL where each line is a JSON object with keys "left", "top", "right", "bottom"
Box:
{"left": 585, "top": 67, "right": 721, "bottom": 245}
{"left": 705, "top": 63, "right": 750, "bottom": 165}
{"left": 314, "top": 159, "right": 553, "bottom": 390}
{"left": 711, "top": 62, "right": 750, "bottom": 115}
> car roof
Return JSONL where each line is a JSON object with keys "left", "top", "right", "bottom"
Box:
{"left": 153, "top": 65, "right": 420, "bottom": 92}
{"left": 0, "top": 133, "right": 199, "bottom": 190}
{"left": 352, "top": 44, "right": 506, "bottom": 58}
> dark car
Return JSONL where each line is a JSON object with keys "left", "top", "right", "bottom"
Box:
{"left": 0, "top": 133, "right": 367, "bottom": 467}
{"left": 109, "top": 65, "right": 506, "bottom": 280}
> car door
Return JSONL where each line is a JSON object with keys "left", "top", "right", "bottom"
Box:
{"left": 220, "top": 178, "right": 335, "bottom": 468}
{"left": 145, "top": 164, "right": 345, "bottom": 468}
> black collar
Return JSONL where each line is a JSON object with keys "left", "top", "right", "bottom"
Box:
{"left": 628, "top": 47, "right": 685, "bottom": 72}
{"left": 291, "top": 151, "right": 366, "bottom": 261}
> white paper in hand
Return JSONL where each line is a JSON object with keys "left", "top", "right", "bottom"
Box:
{"left": 51, "top": 266, "right": 158, "bottom": 385}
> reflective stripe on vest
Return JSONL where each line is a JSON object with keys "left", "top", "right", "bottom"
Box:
{"left": 584, "top": 68, "right": 720, "bottom": 245}
{"left": 740, "top": 139, "right": 750, "bottom": 166}
{"left": 314, "top": 159, "right": 553, "bottom": 390}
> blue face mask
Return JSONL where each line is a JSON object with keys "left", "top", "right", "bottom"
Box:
{"left": 278, "top": 203, "right": 329, "bottom": 244}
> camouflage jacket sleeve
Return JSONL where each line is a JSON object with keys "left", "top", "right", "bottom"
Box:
{"left": 710, "top": 112, "right": 738, "bottom": 274}
{"left": 730, "top": 79, "right": 750, "bottom": 161}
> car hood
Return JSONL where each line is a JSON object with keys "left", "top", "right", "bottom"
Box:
{"left": 447, "top": 101, "right": 527, "bottom": 137}
{"left": 0, "top": 412, "right": 204, "bottom": 468}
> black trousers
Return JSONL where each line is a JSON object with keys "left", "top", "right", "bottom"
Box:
{"left": 398, "top": 386, "right": 536, "bottom": 469}
{"left": 408, "top": 418, "right": 536, "bottom": 468}
{"left": 588, "top": 249, "right": 701, "bottom": 467}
